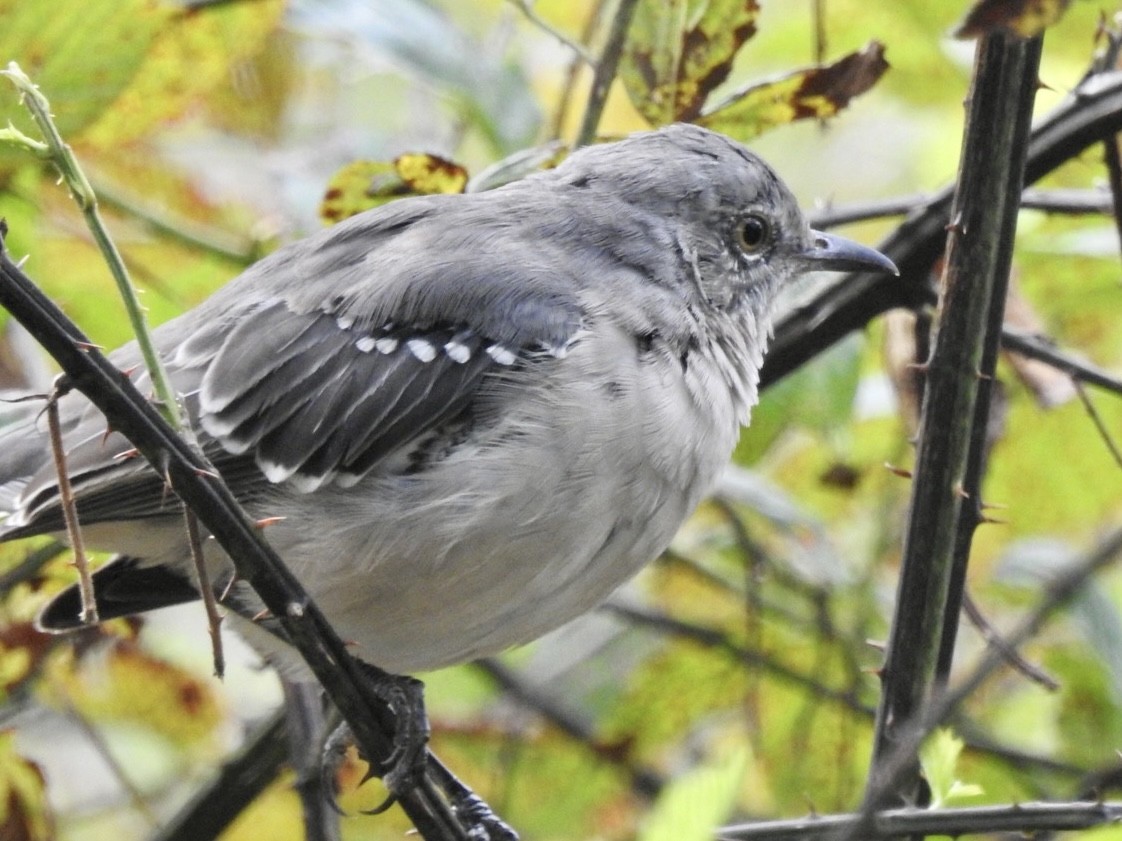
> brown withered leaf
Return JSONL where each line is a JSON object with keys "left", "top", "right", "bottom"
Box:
{"left": 699, "top": 41, "right": 889, "bottom": 140}
{"left": 621, "top": 0, "right": 760, "bottom": 126}
{"left": 954, "top": 0, "right": 1072, "bottom": 39}
{"left": 319, "top": 154, "right": 469, "bottom": 225}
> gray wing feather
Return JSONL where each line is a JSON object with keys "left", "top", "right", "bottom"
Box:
{"left": 2, "top": 188, "right": 591, "bottom": 535}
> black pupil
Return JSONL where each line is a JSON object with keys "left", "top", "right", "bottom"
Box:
{"left": 742, "top": 217, "right": 766, "bottom": 248}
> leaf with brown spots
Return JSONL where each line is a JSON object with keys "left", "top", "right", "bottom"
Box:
{"left": 319, "top": 154, "right": 469, "bottom": 225}
{"left": 621, "top": 0, "right": 760, "bottom": 126}
{"left": 954, "top": 0, "right": 1071, "bottom": 39}
{"left": 698, "top": 41, "right": 889, "bottom": 141}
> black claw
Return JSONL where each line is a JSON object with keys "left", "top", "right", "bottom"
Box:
{"left": 360, "top": 792, "right": 398, "bottom": 816}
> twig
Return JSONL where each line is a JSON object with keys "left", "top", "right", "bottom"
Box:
{"left": 1074, "top": 379, "right": 1122, "bottom": 469}
{"left": 605, "top": 603, "right": 874, "bottom": 717}
{"left": 808, "top": 188, "right": 1115, "bottom": 229}
{"left": 1001, "top": 328, "right": 1122, "bottom": 397}
{"left": 719, "top": 800, "right": 1122, "bottom": 840}
{"left": 91, "top": 177, "right": 261, "bottom": 266}
{"left": 574, "top": 0, "right": 640, "bottom": 147}
{"left": 549, "top": 0, "right": 608, "bottom": 140}
{"left": 185, "top": 509, "right": 225, "bottom": 678}
{"left": 0, "top": 63, "right": 182, "bottom": 429}
{"left": 45, "top": 394, "right": 96, "bottom": 624}
{"left": 0, "top": 540, "right": 65, "bottom": 593}
{"left": 506, "top": 0, "right": 593, "bottom": 63}
{"left": 961, "top": 590, "right": 1059, "bottom": 691}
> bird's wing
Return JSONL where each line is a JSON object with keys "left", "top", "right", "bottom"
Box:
{"left": 5, "top": 195, "right": 589, "bottom": 535}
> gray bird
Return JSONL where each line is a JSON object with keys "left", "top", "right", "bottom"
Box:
{"left": 3, "top": 123, "right": 895, "bottom": 675}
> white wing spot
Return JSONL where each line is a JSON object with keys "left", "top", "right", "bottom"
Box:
{"left": 375, "top": 337, "right": 399, "bottom": 354}
{"left": 355, "top": 336, "right": 376, "bottom": 353}
{"left": 444, "top": 340, "right": 471, "bottom": 363}
{"left": 486, "top": 344, "right": 517, "bottom": 365}
{"left": 336, "top": 316, "right": 354, "bottom": 330}
{"left": 407, "top": 338, "right": 437, "bottom": 363}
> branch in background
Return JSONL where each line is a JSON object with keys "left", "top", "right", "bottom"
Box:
{"left": 153, "top": 710, "right": 289, "bottom": 841}
{"left": 868, "top": 32, "right": 1042, "bottom": 808}
{"left": 574, "top": 0, "right": 640, "bottom": 147}
{"left": 475, "top": 658, "right": 665, "bottom": 799}
{"left": 809, "top": 187, "right": 1115, "bottom": 229}
{"left": 720, "top": 800, "right": 1122, "bottom": 841}
{"left": 861, "top": 521, "right": 1122, "bottom": 823}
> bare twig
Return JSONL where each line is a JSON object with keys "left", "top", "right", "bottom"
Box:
{"left": 550, "top": 0, "right": 608, "bottom": 141}
{"left": 574, "top": 0, "right": 640, "bottom": 147}
{"left": 476, "top": 658, "right": 665, "bottom": 799}
{"left": 1001, "top": 328, "right": 1122, "bottom": 397}
{"left": 1074, "top": 379, "right": 1122, "bottom": 469}
{"left": 153, "top": 709, "right": 289, "bottom": 841}
{"left": 808, "top": 188, "right": 1115, "bottom": 229}
{"left": 45, "top": 394, "right": 96, "bottom": 624}
{"left": 506, "top": 0, "right": 594, "bottom": 63}
{"left": 720, "top": 800, "right": 1122, "bottom": 841}
{"left": 185, "top": 509, "right": 225, "bottom": 678}
{"left": 64, "top": 700, "right": 161, "bottom": 827}
{"left": 762, "top": 70, "right": 1122, "bottom": 390}
{"left": 961, "top": 590, "right": 1060, "bottom": 691}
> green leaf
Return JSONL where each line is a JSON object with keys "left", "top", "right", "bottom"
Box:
{"left": 639, "top": 746, "right": 748, "bottom": 841}
{"left": 699, "top": 42, "right": 889, "bottom": 141}
{"left": 621, "top": 0, "right": 760, "bottom": 126}
{"left": 919, "top": 729, "right": 984, "bottom": 808}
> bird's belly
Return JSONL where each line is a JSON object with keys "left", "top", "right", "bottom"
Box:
{"left": 261, "top": 322, "right": 743, "bottom": 674}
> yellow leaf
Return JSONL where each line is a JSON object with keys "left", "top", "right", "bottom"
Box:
{"left": 319, "top": 155, "right": 469, "bottom": 225}
{"left": 699, "top": 42, "right": 889, "bottom": 141}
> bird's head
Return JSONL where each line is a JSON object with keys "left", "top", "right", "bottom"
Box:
{"left": 555, "top": 123, "right": 897, "bottom": 316}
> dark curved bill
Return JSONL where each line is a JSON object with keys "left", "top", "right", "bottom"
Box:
{"left": 799, "top": 230, "right": 899, "bottom": 275}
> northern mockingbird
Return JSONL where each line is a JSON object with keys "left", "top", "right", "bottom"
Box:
{"left": 4, "top": 123, "right": 895, "bottom": 675}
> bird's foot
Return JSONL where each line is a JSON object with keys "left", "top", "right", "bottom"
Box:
{"left": 318, "top": 668, "right": 517, "bottom": 839}
{"left": 320, "top": 670, "right": 429, "bottom": 815}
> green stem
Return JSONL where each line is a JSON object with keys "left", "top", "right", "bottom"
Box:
{"left": 1, "top": 62, "right": 183, "bottom": 428}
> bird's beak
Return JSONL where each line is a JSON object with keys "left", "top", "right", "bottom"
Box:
{"left": 799, "top": 230, "right": 899, "bottom": 275}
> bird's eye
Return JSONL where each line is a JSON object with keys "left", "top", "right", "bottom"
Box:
{"left": 736, "top": 214, "right": 771, "bottom": 254}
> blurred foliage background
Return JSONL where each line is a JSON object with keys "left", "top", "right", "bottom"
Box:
{"left": 1, "top": 0, "right": 1122, "bottom": 839}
